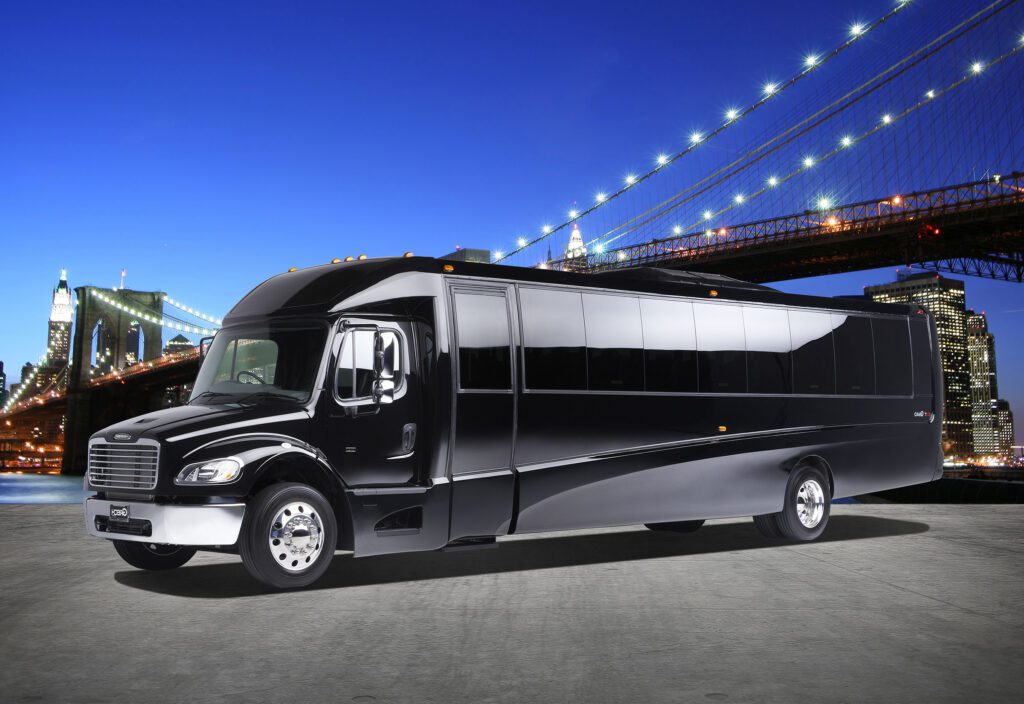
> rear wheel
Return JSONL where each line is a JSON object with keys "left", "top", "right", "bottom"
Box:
{"left": 113, "top": 540, "right": 196, "bottom": 570}
{"left": 753, "top": 464, "right": 830, "bottom": 541}
{"left": 645, "top": 519, "right": 705, "bottom": 533}
{"left": 239, "top": 482, "right": 337, "bottom": 589}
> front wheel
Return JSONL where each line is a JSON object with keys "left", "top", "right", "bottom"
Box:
{"left": 753, "top": 464, "right": 830, "bottom": 541}
{"left": 113, "top": 540, "right": 196, "bottom": 570}
{"left": 239, "top": 482, "right": 337, "bottom": 589}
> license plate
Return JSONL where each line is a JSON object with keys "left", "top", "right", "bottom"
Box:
{"left": 109, "top": 504, "right": 130, "bottom": 523}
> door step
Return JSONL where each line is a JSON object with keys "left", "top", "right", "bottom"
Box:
{"left": 440, "top": 536, "right": 497, "bottom": 552}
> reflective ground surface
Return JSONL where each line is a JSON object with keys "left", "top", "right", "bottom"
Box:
{"left": 0, "top": 505, "right": 1020, "bottom": 703}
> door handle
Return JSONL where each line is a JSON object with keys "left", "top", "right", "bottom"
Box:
{"left": 402, "top": 423, "right": 417, "bottom": 453}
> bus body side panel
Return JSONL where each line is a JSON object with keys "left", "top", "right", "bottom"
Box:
{"left": 512, "top": 391, "right": 937, "bottom": 534}
{"left": 449, "top": 471, "right": 515, "bottom": 539}
{"left": 513, "top": 392, "right": 791, "bottom": 533}
{"left": 785, "top": 393, "right": 937, "bottom": 497}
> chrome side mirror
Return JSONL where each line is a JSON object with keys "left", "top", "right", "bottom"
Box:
{"left": 374, "top": 331, "right": 397, "bottom": 380}
{"left": 373, "top": 379, "right": 395, "bottom": 404}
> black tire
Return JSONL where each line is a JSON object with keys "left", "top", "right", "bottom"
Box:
{"left": 754, "top": 464, "right": 831, "bottom": 541}
{"left": 645, "top": 519, "right": 705, "bottom": 533}
{"left": 113, "top": 540, "right": 196, "bottom": 570}
{"left": 239, "top": 482, "right": 337, "bottom": 589}
{"left": 752, "top": 514, "right": 783, "bottom": 539}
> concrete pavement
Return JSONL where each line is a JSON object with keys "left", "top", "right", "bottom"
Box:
{"left": 0, "top": 505, "right": 1021, "bottom": 703}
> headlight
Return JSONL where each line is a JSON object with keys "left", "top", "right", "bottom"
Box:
{"left": 175, "top": 457, "right": 244, "bottom": 485}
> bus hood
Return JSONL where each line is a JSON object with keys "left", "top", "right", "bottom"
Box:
{"left": 93, "top": 403, "right": 309, "bottom": 445}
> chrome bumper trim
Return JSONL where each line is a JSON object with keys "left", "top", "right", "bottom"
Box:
{"left": 84, "top": 497, "right": 245, "bottom": 546}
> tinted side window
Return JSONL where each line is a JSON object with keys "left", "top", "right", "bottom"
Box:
{"left": 693, "top": 303, "right": 746, "bottom": 393}
{"left": 790, "top": 311, "right": 835, "bottom": 394}
{"left": 335, "top": 334, "right": 354, "bottom": 398}
{"left": 583, "top": 294, "right": 643, "bottom": 391}
{"left": 454, "top": 292, "right": 511, "bottom": 390}
{"left": 909, "top": 317, "right": 933, "bottom": 397}
{"left": 832, "top": 314, "right": 874, "bottom": 395}
{"left": 520, "top": 287, "right": 587, "bottom": 390}
{"left": 353, "top": 329, "right": 377, "bottom": 397}
{"left": 640, "top": 298, "right": 698, "bottom": 392}
{"left": 336, "top": 330, "right": 402, "bottom": 400}
{"left": 743, "top": 305, "right": 792, "bottom": 394}
{"left": 873, "top": 317, "right": 912, "bottom": 396}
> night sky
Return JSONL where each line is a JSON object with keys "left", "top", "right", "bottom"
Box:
{"left": 2, "top": 0, "right": 1022, "bottom": 441}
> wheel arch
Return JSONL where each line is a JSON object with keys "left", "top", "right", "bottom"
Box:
{"left": 794, "top": 454, "right": 835, "bottom": 498}
{"left": 249, "top": 453, "right": 355, "bottom": 551}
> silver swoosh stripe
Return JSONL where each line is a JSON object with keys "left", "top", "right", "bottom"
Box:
{"left": 166, "top": 412, "right": 310, "bottom": 443}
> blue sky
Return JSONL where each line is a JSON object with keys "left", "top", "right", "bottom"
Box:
{"left": 1, "top": 0, "right": 1022, "bottom": 440}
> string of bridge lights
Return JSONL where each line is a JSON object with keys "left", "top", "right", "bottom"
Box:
{"left": 1, "top": 349, "right": 53, "bottom": 413}
{"left": 2, "top": 290, "right": 222, "bottom": 414}
{"left": 494, "top": 0, "right": 916, "bottom": 262}
{"left": 583, "top": 32, "right": 1024, "bottom": 257}
{"left": 162, "top": 295, "right": 223, "bottom": 325}
{"left": 92, "top": 289, "right": 220, "bottom": 336}
{"left": 577, "top": 0, "right": 1019, "bottom": 255}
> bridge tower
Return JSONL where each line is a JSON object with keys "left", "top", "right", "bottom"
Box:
{"left": 63, "top": 286, "right": 166, "bottom": 473}
{"left": 69, "top": 287, "right": 165, "bottom": 387}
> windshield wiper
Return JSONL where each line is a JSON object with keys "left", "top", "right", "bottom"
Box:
{"left": 232, "top": 391, "right": 302, "bottom": 405}
{"left": 190, "top": 391, "right": 236, "bottom": 403}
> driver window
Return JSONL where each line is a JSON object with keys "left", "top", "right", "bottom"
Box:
{"left": 213, "top": 339, "right": 279, "bottom": 385}
{"left": 335, "top": 330, "right": 402, "bottom": 402}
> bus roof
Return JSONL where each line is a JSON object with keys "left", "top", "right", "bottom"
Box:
{"left": 224, "top": 256, "right": 917, "bottom": 322}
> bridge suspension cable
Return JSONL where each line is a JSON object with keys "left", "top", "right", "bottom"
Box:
{"left": 161, "top": 295, "right": 223, "bottom": 326}
{"left": 91, "top": 290, "right": 220, "bottom": 336}
{"left": 580, "top": 0, "right": 1022, "bottom": 253}
{"left": 493, "top": 0, "right": 915, "bottom": 263}
{"left": 552, "top": 38, "right": 1024, "bottom": 270}
{"left": 579, "top": 31, "right": 1024, "bottom": 257}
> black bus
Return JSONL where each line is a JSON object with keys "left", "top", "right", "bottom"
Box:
{"left": 84, "top": 257, "right": 942, "bottom": 588}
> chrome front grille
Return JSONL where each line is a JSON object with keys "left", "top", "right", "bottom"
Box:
{"left": 88, "top": 441, "right": 160, "bottom": 490}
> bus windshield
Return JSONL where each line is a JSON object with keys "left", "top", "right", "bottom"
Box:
{"left": 189, "top": 324, "right": 327, "bottom": 406}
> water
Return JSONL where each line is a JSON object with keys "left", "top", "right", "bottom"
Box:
{"left": 0, "top": 472, "right": 89, "bottom": 504}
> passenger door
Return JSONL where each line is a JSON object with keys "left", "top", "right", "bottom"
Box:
{"left": 324, "top": 320, "right": 421, "bottom": 486}
{"left": 448, "top": 285, "right": 517, "bottom": 540}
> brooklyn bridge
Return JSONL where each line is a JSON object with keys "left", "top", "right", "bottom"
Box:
{"left": 2, "top": 0, "right": 1023, "bottom": 472}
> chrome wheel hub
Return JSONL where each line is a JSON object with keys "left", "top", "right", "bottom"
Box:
{"left": 795, "top": 479, "right": 826, "bottom": 528}
{"left": 268, "top": 501, "right": 324, "bottom": 572}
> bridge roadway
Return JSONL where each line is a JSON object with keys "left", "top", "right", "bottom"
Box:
{"left": 0, "top": 504, "right": 1020, "bottom": 703}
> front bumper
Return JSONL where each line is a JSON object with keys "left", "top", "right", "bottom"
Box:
{"left": 84, "top": 497, "right": 245, "bottom": 546}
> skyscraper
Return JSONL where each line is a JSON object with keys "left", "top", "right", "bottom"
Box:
{"left": 36, "top": 269, "right": 74, "bottom": 392}
{"left": 995, "top": 400, "right": 1015, "bottom": 459}
{"left": 865, "top": 272, "right": 972, "bottom": 458}
{"left": 565, "top": 222, "right": 587, "bottom": 260}
{"left": 125, "top": 322, "right": 141, "bottom": 366}
{"left": 966, "top": 310, "right": 1000, "bottom": 456}
{"left": 0, "top": 361, "right": 7, "bottom": 409}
